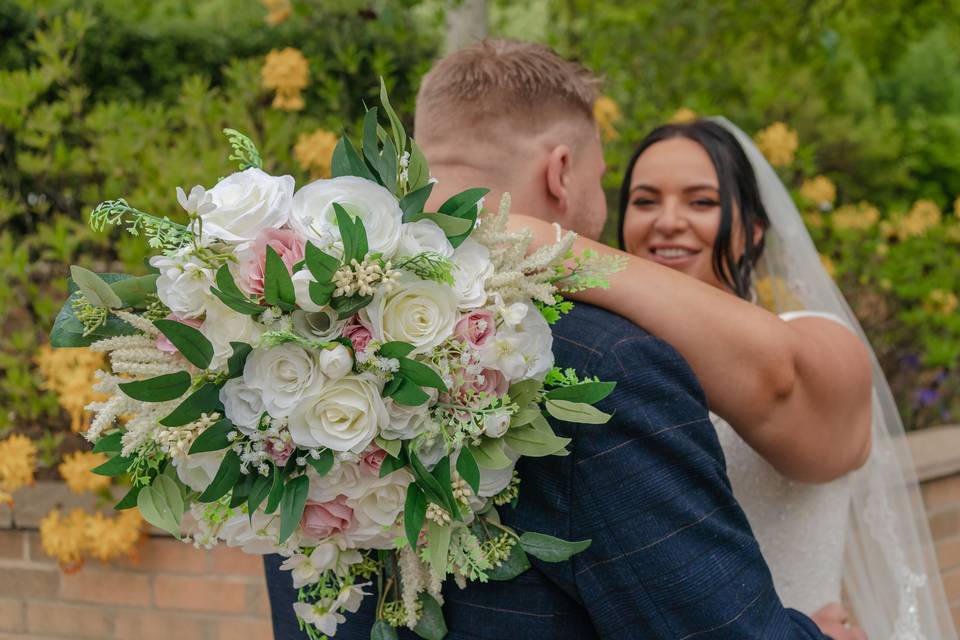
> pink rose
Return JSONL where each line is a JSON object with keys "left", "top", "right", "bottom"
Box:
{"left": 239, "top": 228, "right": 305, "bottom": 296}
{"left": 454, "top": 310, "right": 495, "bottom": 349}
{"left": 342, "top": 316, "right": 373, "bottom": 353}
{"left": 459, "top": 367, "right": 509, "bottom": 402}
{"left": 155, "top": 315, "right": 203, "bottom": 353}
{"left": 300, "top": 496, "right": 354, "bottom": 539}
{"left": 266, "top": 439, "right": 295, "bottom": 466}
{"left": 359, "top": 445, "right": 388, "bottom": 476}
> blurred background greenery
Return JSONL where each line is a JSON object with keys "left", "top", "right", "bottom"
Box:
{"left": 1, "top": 0, "right": 958, "bottom": 480}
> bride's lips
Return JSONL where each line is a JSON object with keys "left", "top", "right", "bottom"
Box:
{"left": 646, "top": 245, "right": 701, "bottom": 268}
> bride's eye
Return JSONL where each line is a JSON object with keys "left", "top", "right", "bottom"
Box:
{"left": 631, "top": 197, "right": 657, "bottom": 208}
{"left": 691, "top": 198, "right": 719, "bottom": 209}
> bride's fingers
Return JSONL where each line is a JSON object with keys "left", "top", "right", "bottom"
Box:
{"left": 814, "top": 601, "right": 849, "bottom": 622}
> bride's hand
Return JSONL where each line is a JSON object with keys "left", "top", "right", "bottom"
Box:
{"left": 810, "top": 602, "right": 867, "bottom": 640}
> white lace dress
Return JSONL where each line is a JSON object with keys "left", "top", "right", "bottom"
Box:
{"left": 711, "top": 310, "right": 852, "bottom": 615}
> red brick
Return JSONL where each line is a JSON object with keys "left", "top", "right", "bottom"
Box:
{"left": 247, "top": 582, "right": 271, "bottom": 617}
{"left": 25, "top": 531, "right": 56, "bottom": 566}
{"left": 953, "top": 604, "right": 960, "bottom": 634}
{"left": 153, "top": 574, "right": 248, "bottom": 613}
{"left": 26, "top": 601, "right": 113, "bottom": 638}
{"left": 0, "top": 599, "right": 23, "bottom": 633}
{"left": 116, "top": 537, "right": 208, "bottom": 574}
{"left": 923, "top": 474, "right": 960, "bottom": 511}
{"left": 0, "top": 531, "right": 25, "bottom": 560}
{"left": 215, "top": 616, "right": 273, "bottom": 640}
{"left": 938, "top": 536, "right": 960, "bottom": 572}
{"left": 0, "top": 566, "right": 59, "bottom": 598}
{"left": 113, "top": 610, "right": 210, "bottom": 640}
{"left": 209, "top": 545, "right": 264, "bottom": 577}
{"left": 930, "top": 508, "right": 960, "bottom": 540}
{"left": 943, "top": 567, "right": 960, "bottom": 604}
{"left": 61, "top": 569, "right": 152, "bottom": 606}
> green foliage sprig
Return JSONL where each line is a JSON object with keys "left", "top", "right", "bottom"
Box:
{"left": 89, "top": 199, "right": 192, "bottom": 251}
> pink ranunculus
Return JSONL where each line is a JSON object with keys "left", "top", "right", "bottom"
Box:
{"left": 265, "top": 439, "right": 295, "bottom": 466}
{"left": 460, "top": 368, "right": 509, "bottom": 401}
{"left": 155, "top": 315, "right": 204, "bottom": 353}
{"left": 359, "top": 445, "right": 388, "bottom": 476}
{"left": 300, "top": 496, "right": 354, "bottom": 539}
{"left": 342, "top": 316, "right": 373, "bottom": 353}
{"left": 453, "top": 310, "right": 495, "bottom": 349}
{"left": 239, "top": 228, "right": 305, "bottom": 296}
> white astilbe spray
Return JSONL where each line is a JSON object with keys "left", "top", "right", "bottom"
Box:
{"left": 473, "top": 194, "right": 577, "bottom": 305}
{"left": 399, "top": 546, "right": 426, "bottom": 629}
{"left": 112, "top": 309, "right": 161, "bottom": 335}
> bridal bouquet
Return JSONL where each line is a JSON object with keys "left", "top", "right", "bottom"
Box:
{"left": 49, "top": 82, "right": 619, "bottom": 639}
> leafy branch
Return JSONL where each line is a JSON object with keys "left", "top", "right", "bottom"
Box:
{"left": 89, "top": 199, "right": 192, "bottom": 251}
{"left": 223, "top": 128, "right": 262, "bottom": 171}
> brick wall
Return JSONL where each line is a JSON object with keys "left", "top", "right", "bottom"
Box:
{"left": 0, "top": 531, "right": 272, "bottom": 640}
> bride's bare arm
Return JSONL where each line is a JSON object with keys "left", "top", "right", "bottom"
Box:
{"left": 512, "top": 214, "right": 873, "bottom": 484}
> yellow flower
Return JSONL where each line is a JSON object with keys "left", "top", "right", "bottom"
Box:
{"left": 0, "top": 434, "right": 37, "bottom": 506}
{"left": 876, "top": 242, "right": 889, "bottom": 257}
{"left": 924, "top": 289, "right": 959, "bottom": 316}
{"left": 59, "top": 451, "right": 111, "bottom": 494}
{"left": 593, "top": 96, "right": 621, "bottom": 142}
{"left": 879, "top": 278, "right": 893, "bottom": 291}
{"left": 819, "top": 254, "right": 836, "bottom": 278}
{"left": 895, "top": 199, "right": 941, "bottom": 240}
{"left": 754, "top": 276, "right": 804, "bottom": 312}
{"left": 669, "top": 107, "right": 698, "bottom": 124}
{"left": 39, "top": 509, "right": 89, "bottom": 572}
{"left": 800, "top": 176, "right": 836, "bottom": 209}
{"left": 261, "top": 0, "right": 292, "bottom": 26}
{"left": 294, "top": 129, "right": 339, "bottom": 178}
{"left": 831, "top": 202, "right": 880, "bottom": 232}
{"left": 755, "top": 122, "right": 798, "bottom": 167}
{"left": 35, "top": 345, "right": 107, "bottom": 432}
{"left": 261, "top": 48, "right": 310, "bottom": 111}
{"left": 84, "top": 509, "right": 143, "bottom": 563}
{"left": 802, "top": 211, "right": 824, "bottom": 229}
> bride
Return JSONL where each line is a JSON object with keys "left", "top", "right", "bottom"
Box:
{"left": 512, "top": 118, "right": 956, "bottom": 640}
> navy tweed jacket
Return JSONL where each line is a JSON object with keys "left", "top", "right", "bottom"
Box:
{"left": 264, "top": 303, "right": 827, "bottom": 639}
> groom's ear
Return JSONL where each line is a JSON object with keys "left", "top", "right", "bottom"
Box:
{"left": 545, "top": 144, "right": 573, "bottom": 214}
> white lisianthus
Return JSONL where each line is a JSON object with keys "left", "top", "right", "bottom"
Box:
{"left": 290, "top": 176, "right": 403, "bottom": 258}
{"left": 363, "top": 273, "right": 458, "bottom": 354}
{"left": 410, "top": 432, "right": 446, "bottom": 469}
{"left": 345, "top": 471, "right": 412, "bottom": 546}
{"left": 219, "top": 378, "right": 264, "bottom": 434}
{"left": 176, "top": 185, "right": 216, "bottom": 217}
{"left": 243, "top": 343, "right": 323, "bottom": 418}
{"left": 293, "top": 603, "right": 345, "bottom": 637}
{"left": 288, "top": 373, "right": 387, "bottom": 452}
{"left": 479, "top": 302, "right": 554, "bottom": 381}
{"left": 291, "top": 270, "right": 325, "bottom": 313}
{"left": 197, "top": 168, "right": 294, "bottom": 244}
{"left": 335, "top": 583, "right": 370, "bottom": 613}
{"left": 279, "top": 543, "right": 361, "bottom": 588}
{"left": 396, "top": 219, "right": 454, "bottom": 258}
{"left": 451, "top": 238, "right": 493, "bottom": 309}
{"left": 291, "top": 309, "right": 347, "bottom": 342}
{"left": 482, "top": 410, "right": 511, "bottom": 438}
{"left": 319, "top": 343, "right": 353, "bottom": 380}
{"left": 173, "top": 450, "right": 225, "bottom": 493}
{"left": 149, "top": 250, "right": 216, "bottom": 319}
{"left": 201, "top": 298, "right": 265, "bottom": 370}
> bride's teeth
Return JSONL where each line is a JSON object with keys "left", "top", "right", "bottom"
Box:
{"left": 656, "top": 248, "right": 693, "bottom": 258}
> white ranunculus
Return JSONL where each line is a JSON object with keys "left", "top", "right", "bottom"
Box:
{"left": 291, "top": 270, "right": 325, "bottom": 313}
{"left": 243, "top": 343, "right": 323, "bottom": 417}
{"left": 173, "top": 450, "right": 225, "bottom": 493}
{"left": 451, "top": 238, "right": 493, "bottom": 309}
{"left": 219, "top": 378, "right": 264, "bottom": 434}
{"left": 411, "top": 432, "right": 446, "bottom": 469}
{"left": 319, "top": 343, "right": 353, "bottom": 380}
{"left": 288, "top": 373, "right": 387, "bottom": 452}
{"left": 477, "top": 450, "right": 519, "bottom": 498}
{"left": 482, "top": 410, "right": 511, "bottom": 438}
{"left": 479, "top": 302, "right": 554, "bottom": 381}
{"left": 345, "top": 471, "right": 412, "bottom": 547}
{"left": 197, "top": 168, "right": 294, "bottom": 244}
{"left": 201, "top": 298, "right": 264, "bottom": 370}
{"left": 290, "top": 176, "right": 403, "bottom": 258}
{"left": 149, "top": 250, "right": 216, "bottom": 319}
{"left": 363, "top": 273, "right": 458, "bottom": 354}
{"left": 291, "top": 308, "right": 347, "bottom": 342}
{"left": 396, "top": 219, "right": 454, "bottom": 259}
{"left": 380, "top": 397, "right": 432, "bottom": 441}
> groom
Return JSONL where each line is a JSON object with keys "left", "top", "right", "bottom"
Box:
{"left": 264, "top": 40, "right": 829, "bottom": 639}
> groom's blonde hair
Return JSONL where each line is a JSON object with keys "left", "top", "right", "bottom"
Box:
{"left": 414, "top": 39, "right": 600, "bottom": 145}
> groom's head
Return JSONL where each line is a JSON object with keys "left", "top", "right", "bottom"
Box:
{"left": 415, "top": 39, "right": 608, "bottom": 240}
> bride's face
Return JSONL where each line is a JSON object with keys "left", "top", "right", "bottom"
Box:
{"left": 622, "top": 137, "right": 744, "bottom": 291}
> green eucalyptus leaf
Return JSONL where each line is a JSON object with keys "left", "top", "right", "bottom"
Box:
{"left": 50, "top": 293, "right": 136, "bottom": 347}
{"left": 544, "top": 399, "right": 612, "bottom": 425}
{"left": 91, "top": 453, "right": 133, "bottom": 477}
{"left": 248, "top": 470, "right": 273, "bottom": 517}
{"left": 138, "top": 474, "right": 184, "bottom": 538}
{"left": 362, "top": 107, "right": 385, "bottom": 186}
{"left": 437, "top": 188, "right": 489, "bottom": 218}
{"left": 307, "top": 448, "right": 335, "bottom": 476}
{"left": 118, "top": 371, "right": 191, "bottom": 402}
{"left": 406, "top": 139, "right": 430, "bottom": 191}
{"left": 404, "top": 482, "right": 427, "bottom": 550}
{"left": 154, "top": 319, "right": 214, "bottom": 369}
{"left": 279, "top": 475, "right": 310, "bottom": 543}
{"left": 379, "top": 341, "right": 416, "bottom": 359}
{"left": 159, "top": 383, "right": 224, "bottom": 427}
{"left": 330, "top": 293, "right": 373, "bottom": 320}
{"left": 197, "top": 450, "right": 241, "bottom": 503}
{"left": 92, "top": 431, "right": 123, "bottom": 454}
{"left": 109, "top": 274, "right": 159, "bottom": 309}
{"left": 379, "top": 454, "right": 405, "bottom": 478}
{"left": 487, "top": 541, "right": 532, "bottom": 581}
{"left": 263, "top": 245, "right": 296, "bottom": 311}
{"left": 398, "top": 359, "right": 447, "bottom": 391}
{"left": 188, "top": 418, "right": 235, "bottom": 454}
{"left": 504, "top": 415, "right": 571, "bottom": 457}
{"left": 375, "top": 436, "right": 402, "bottom": 458}
{"left": 387, "top": 376, "right": 430, "bottom": 406}
{"left": 379, "top": 77, "right": 406, "bottom": 154}
{"left": 304, "top": 242, "right": 340, "bottom": 283}
{"left": 455, "top": 447, "right": 480, "bottom": 494}
{"left": 399, "top": 182, "right": 435, "bottom": 221}
{"left": 469, "top": 438, "right": 512, "bottom": 470}
{"left": 412, "top": 593, "right": 448, "bottom": 640}
{"left": 114, "top": 484, "right": 142, "bottom": 510}
{"left": 518, "top": 531, "right": 591, "bottom": 562}
{"left": 265, "top": 462, "right": 285, "bottom": 514}
{"left": 71, "top": 265, "right": 123, "bottom": 309}
{"left": 545, "top": 382, "right": 616, "bottom": 405}
{"left": 226, "top": 342, "right": 253, "bottom": 379}
{"left": 371, "top": 620, "right": 399, "bottom": 640}
{"left": 426, "top": 519, "right": 451, "bottom": 577}
{"left": 408, "top": 211, "right": 473, "bottom": 237}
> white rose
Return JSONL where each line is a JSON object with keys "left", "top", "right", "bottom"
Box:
{"left": 479, "top": 302, "right": 554, "bottom": 381}
{"left": 451, "top": 239, "right": 493, "bottom": 309}
{"left": 308, "top": 461, "right": 367, "bottom": 503}
{"left": 201, "top": 298, "right": 264, "bottom": 370}
{"left": 291, "top": 270, "right": 324, "bottom": 313}
{"left": 345, "top": 471, "right": 412, "bottom": 547}
{"left": 291, "top": 308, "right": 347, "bottom": 342}
{"left": 482, "top": 410, "right": 511, "bottom": 438}
{"left": 198, "top": 168, "right": 294, "bottom": 244}
{"left": 380, "top": 397, "right": 432, "bottom": 441}
{"left": 290, "top": 176, "right": 403, "bottom": 258}
{"left": 319, "top": 343, "right": 353, "bottom": 380}
{"left": 219, "top": 378, "right": 264, "bottom": 434}
{"left": 477, "top": 450, "right": 519, "bottom": 498}
{"left": 243, "top": 343, "right": 323, "bottom": 417}
{"left": 173, "top": 450, "right": 225, "bottom": 493}
{"left": 396, "top": 219, "right": 454, "bottom": 259}
{"left": 149, "top": 250, "right": 216, "bottom": 319}
{"left": 363, "top": 273, "right": 458, "bottom": 354}
{"left": 411, "top": 432, "right": 446, "bottom": 469}
{"left": 288, "top": 373, "right": 387, "bottom": 452}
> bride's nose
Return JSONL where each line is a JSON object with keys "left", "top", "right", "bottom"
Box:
{"left": 653, "top": 198, "right": 688, "bottom": 235}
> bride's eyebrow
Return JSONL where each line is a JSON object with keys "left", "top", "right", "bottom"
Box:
{"left": 682, "top": 184, "right": 719, "bottom": 193}
{"left": 630, "top": 183, "right": 660, "bottom": 193}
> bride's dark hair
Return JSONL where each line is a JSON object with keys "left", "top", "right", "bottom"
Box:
{"left": 617, "top": 120, "right": 770, "bottom": 299}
